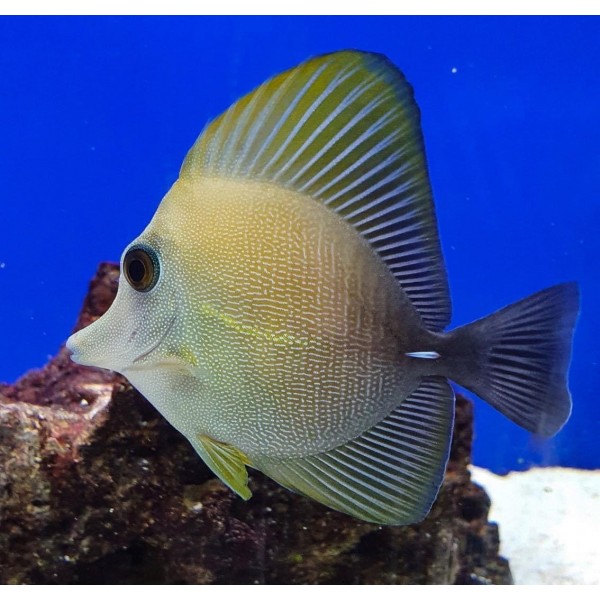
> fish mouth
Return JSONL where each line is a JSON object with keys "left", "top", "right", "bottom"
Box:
{"left": 65, "top": 335, "right": 86, "bottom": 365}
{"left": 130, "top": 315, "right": 177, "bottom": 366}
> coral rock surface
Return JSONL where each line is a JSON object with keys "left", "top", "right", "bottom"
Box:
{"left": 0, "top": 263, "right": 512, "bottom": 584}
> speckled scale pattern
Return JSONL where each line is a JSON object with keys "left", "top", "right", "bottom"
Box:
{"left": 126, "top": 176, "right": 426, "bottom": 459}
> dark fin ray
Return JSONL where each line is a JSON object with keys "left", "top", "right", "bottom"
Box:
{"left": 444, "top": 282, "right": 580, "bottom": 437}
{"left": 252, "top": 377, "right": 454, "bottom": 525}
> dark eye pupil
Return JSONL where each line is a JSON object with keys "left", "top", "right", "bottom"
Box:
{"left": 128, "top": 258, "right": 146, "bottom": 283}
{"left": 123, "top": 244, "right": 159, "bottom": 292}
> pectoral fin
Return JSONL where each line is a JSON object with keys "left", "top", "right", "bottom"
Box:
{"left": 194, "top": 434, "right": 252, "bottom": 500}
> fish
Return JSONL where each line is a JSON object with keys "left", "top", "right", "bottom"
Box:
{"left": 66, "top": 50, "right": 580, "bottom": 525}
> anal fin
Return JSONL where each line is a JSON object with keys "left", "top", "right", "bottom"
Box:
{"left": 253, "top": 377, "right": 454, "bottom": 525}
{"left": 194, "top": 434, "right": 252, "bottom": 500}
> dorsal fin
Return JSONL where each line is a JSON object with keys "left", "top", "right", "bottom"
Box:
{"left": 181, "top": 50, "right": 451, "bottom": 331}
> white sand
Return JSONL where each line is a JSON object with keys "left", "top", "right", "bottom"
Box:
{"left": 470, "top": 466, "right": 600, "bottom": 584}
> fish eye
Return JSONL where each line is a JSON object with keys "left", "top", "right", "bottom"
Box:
{"left": 123, "top": 244, "right": 160, "bottom": 292}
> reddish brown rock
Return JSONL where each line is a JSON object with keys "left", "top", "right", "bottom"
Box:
{"left": 0, "top": 262, "right": 512, "bottom": 584}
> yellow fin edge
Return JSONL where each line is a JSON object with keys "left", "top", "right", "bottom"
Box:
{"left": 195, "top": 434, "right": 252, "bottom": 500}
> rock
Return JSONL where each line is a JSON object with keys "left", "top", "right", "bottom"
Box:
{"left": 0, "top": 262, "right": 512, "bottom": 584}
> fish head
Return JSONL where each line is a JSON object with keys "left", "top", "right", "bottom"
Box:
{"left": 66, "top": 181, "right": 196, "bottom": 375}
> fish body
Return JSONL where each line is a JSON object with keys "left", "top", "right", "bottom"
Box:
{"left": 133, "top": 176, "right": 428, "bottom": 457}
{"left": 67, "top": 51, "right": 579, "bottom": 524}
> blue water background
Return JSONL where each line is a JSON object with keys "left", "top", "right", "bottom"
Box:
{"left": 1, "top": 16, "right": 598, "bottom": 472}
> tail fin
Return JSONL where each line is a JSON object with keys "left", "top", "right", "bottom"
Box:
{"left": 443, "top": 282, "right": 580, "bottom": 437}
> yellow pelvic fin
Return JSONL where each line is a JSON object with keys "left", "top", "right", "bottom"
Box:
{"left": 195, "top": 434, "right": 252, "bottom": 500}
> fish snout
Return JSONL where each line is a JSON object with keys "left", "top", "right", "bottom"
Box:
{"left": 66, "top": 328, "right": 93, "bottom": 367}
{"left": 65, "top": 316, "right": 124, "bottom": 371}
